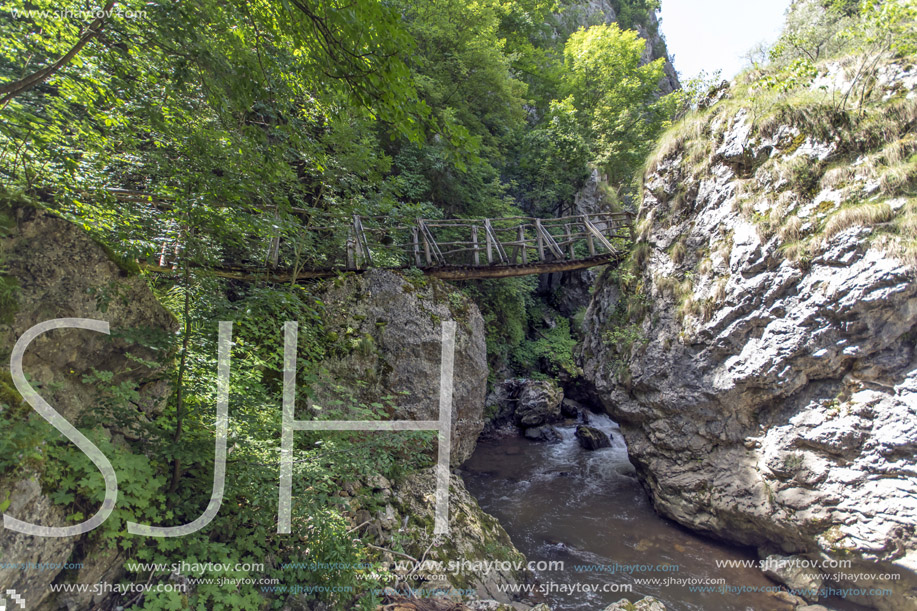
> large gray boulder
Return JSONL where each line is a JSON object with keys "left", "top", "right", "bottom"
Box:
{"left": 513, "top": 380, "right": 563, "bottom": 428}
{"left": 313, "top": 270, "right": 488, "bottom": 465}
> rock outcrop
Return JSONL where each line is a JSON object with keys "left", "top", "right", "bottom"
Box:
{"left": 352, "top": 470, "right": 537, "bottom": 606}
{"left": 0, "top": 203, "right": 176, "bottom": 610}
{"left": 575, "top": 425, "right": 611, "bottom": 450}
{"left": 313, "top": 270, "right": 488, "bottom": 465}
{"left": 483, "top": 379, "right": 565, "bottom": 440}
{"left": 582, "top": 60, "right": 917, "bottom": 609}
{"left": 603, "top": 597, "right": 666, "bottom": 611}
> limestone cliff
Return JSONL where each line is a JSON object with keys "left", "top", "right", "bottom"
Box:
{"left": 0, "top": 201, "right": 176, "bottom": 610}
{"left": 582, "top": 59, "right": 917, "bottom": 610}
{"left": 312, "top": 269, "right": 488, "bottom": 465}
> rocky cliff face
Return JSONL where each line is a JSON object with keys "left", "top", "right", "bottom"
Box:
{"left": 582, "top": 61, "right": 917, "bottom": 610}
{"left": 0, "top": 203, "right": 176, "bottom": 610}
{"left": 313, "top": 269, "right": 488, "bottom": 464}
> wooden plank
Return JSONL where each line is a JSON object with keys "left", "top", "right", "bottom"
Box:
{"left": 140, "top": 253, "right": 623, "bottom": 282}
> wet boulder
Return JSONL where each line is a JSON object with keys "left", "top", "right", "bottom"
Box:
{"left": 560, "top": 397, "right": 583, "bottom": 419}
{"left": 513, "top": 380, "right": 563, "bottom": 428}
{"left": 575, "top": 425, "right": 611, "bottom": 450}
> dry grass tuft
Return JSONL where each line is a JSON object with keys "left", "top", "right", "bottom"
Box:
{"left": 669, "top": 239, "right": 688, "bottom": 265}
{"left": 632, "top": 241, "right": 652, "bottom": 268}
{"left": 823, "top": 202, "right": 895, "bottom": 240}
{"left": 879, "top": 158, "right": 917, "bottom": 196}
{"left": 821, "top": 164, "right": 859, "bottom": 190}
{"left": 645, "top": 111, "right": 715, "bottom": 176}
{"left": 779, "top": 215, "right": 803, "bottom": 242}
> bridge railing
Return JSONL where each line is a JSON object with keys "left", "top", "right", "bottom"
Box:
{"left": 146, "top": 201, "right": 632, "bottom": 274}
{"left": 294, "top": 212, "right": 632, "bottom": 271}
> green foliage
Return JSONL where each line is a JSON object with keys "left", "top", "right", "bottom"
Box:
{"left": 769, "top": 0, "right": 857, "bottom": 64}
{"left": 464, "top": 277, "right": 536, "bottom": 371}
{"left": 513, "top": 317, "right": 580, "bottom": 376}
{"left": 609, "top": 0, "right": 661, "bottom": 31}
{"left": 763, "top": 0, "right": 917, "bottom": 113}
{"left": 559, "top": 23, "right": 676, "bottom": 187}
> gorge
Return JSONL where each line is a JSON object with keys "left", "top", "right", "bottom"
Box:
{"left": 1, "top": 1, "right": 915, "bottom": 610}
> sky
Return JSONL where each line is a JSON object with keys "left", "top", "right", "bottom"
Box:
{"left": 658, "top": 0, "right": 795, "bottom": 80}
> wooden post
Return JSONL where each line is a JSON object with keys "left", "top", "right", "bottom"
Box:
{"left": 584, "top": 216, "right": 595, "bottom": 256}
{"left": 412, "top": 226, "right": 422, "bottom": 267}
{"left": 535, "top": 219, "right": 545, "bottom": 261}
{"left": 518, "top": 226, "right": 527, "bottom": 264}
{"left": 472, "top": 225, "right": 480, "bottom": 266}
{"left": 346, "top": 231, "right": 356, "bottom": 270}
{"left": 421, "top": 222, "right": 432, "bottom": 266}
{"left": 565, "top": 223, "right": 575, "bottom": 259}
{"left": 159, "top": 242, "right": 169, "bottom": 268}
{"left": 484, "top": 219, "right": 494, "bottom": 264}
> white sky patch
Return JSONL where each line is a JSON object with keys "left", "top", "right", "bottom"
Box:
{"left": 659, "top": 0, "right": 794, "bottom": 80}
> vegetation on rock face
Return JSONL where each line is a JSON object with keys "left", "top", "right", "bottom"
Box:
{"left": 595, "top": 0, "right": 917, "bottom": 383}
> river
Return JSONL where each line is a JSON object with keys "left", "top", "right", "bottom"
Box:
{"left": 462, "top": 410, "right": 862, "bottom": 611}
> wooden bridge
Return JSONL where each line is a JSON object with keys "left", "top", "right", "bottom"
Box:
{"left": 138, "top": 198, "right": 633, "bottom": 281}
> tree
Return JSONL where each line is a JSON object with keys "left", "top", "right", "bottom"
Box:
{"left": 559, "top": 22, "right": 674, "bottom": 187}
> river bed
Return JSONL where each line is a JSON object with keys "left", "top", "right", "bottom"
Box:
{"left": 462, "top": 411, "right": 843, "bottom": 611}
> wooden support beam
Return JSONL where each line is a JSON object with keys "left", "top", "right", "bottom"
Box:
{"left": 518, "top": 226, "right": 527, "bottom": 264}
{"left": 418, "top": 220, "right": 445, "bottom": 265}
{"left": 353, "top": 215, "right": 372, "bottom": 268}
{"left": 536, "top": 219, "right": 565, "bottom": 259}
{"left": 346, "top": 231, "right": 356, "bottom": 270}
{"left": 484, "top": 219, "right": 508, "bottom": 264}
{"left": 583, "top": 215, "right": 617, "bottom": 253}
{"left": 267, "top": 208, "right": 281, "bottom": 269}
{"left": 564, "top": 223, "right": 575, "bottom": 259}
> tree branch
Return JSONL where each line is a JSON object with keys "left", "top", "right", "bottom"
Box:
{"left": 0, "top": 0, "right": 117, "bottom": 107}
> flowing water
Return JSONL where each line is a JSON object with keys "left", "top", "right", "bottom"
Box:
{"left": 463, "top": 411, "right": 827, "bottom": 611}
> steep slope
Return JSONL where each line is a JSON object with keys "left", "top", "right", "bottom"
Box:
{"left": 581, "top": 57, "right": 917, "bottom": 610}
